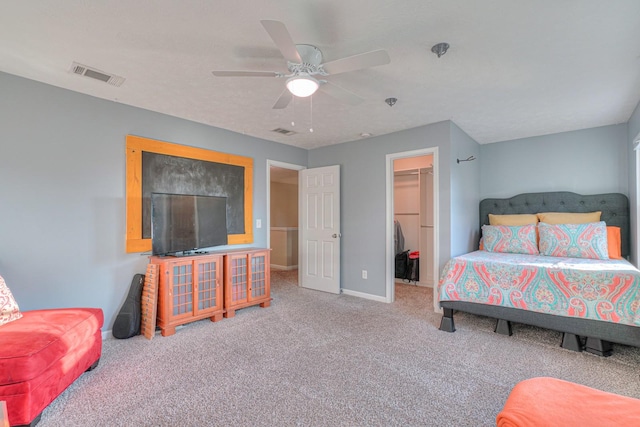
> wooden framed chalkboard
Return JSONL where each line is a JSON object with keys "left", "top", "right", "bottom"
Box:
{"left": 126, "top": 135, "right": 253, "bottom": 253}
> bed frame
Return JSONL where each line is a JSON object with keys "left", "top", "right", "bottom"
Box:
{"left": 439, "top": 191, "right": 640, "bottom": 356}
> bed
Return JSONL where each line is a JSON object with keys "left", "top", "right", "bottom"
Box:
{"left": 438, "top": 191, "right": 640, "bottom": 356}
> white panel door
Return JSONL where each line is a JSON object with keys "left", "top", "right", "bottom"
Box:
{"left": 300, "top": 165, "right": 340, "bottom": 294}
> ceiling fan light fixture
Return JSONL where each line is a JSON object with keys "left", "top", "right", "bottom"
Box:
{"left": 286, "top": 75, "right": 319, "bottom": 97}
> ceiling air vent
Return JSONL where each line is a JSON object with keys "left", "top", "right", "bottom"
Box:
{"left": 69, "top": 62, "right": 125, "bottom": 87}
{"left": 271, "top": 127, "right": 297, "bottom": 136}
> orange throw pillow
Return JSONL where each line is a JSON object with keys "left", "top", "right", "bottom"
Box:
{"left": 607, "top": 226, "right": 622, "bottom": 259}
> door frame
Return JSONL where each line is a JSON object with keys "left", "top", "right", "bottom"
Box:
{"left": 266, "top": 159, "right": 305, "bottom": 266}
{"left": 385, "top": 147, "right": 439, "bottom": 309}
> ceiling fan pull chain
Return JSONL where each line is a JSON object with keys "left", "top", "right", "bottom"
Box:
{"left": 291, "top": 95, "right": 295, "bottom": 127}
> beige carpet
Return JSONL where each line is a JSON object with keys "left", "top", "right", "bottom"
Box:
{"left": 38, "top": 270, "right": 640, "bottom": 426}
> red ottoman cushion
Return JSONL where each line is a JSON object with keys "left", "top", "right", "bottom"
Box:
{"left": 0, "top": 308, "right": 103, "bottom": 426}
{"left": 0, "top": 308, "right": 103, "bottom": 384}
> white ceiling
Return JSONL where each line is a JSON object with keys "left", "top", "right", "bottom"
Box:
{"left": 1, "top": 1, "right": 640, "bottom": 150}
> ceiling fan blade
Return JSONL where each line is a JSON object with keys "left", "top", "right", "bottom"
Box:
{"left": 321, "top": 49, "right": 390, "bottom": 75}
{"left": 319, "top": 81, "right": 364, "bottom": 106}
{"left": 272, "top": 89, "right": 292, "bottom": 109}
{"left": 212, "top": 70, "right": 279, "bottom": 77}
{"left": 260, "top": 20, "right": 302, "bottom": 64}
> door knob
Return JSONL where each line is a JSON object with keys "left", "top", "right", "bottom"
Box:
{"left": 332, "top": 233, "right": 341, "bottom": 238}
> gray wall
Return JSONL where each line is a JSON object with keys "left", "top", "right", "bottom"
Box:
{"left": 308, "top": 121, "right": 481, "bottom": 298}
{"left": 0, "top": 72, "right": 307, "bottom": 331}
{"left": 480, "top": 124, "right": 629, "bottom": 198}
{"left": 450, "top": 123, "right": 481, "bottom": 255}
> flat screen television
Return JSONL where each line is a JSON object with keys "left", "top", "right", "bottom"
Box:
{"left": 151, "top": 193, "right": 228, "bottom": 256}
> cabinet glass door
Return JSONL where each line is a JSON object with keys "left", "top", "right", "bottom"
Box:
{"left": 230, "top": 256, "right": 248, "bottom": 303}
{"left": 172, "top": 263, "right": 193, "bottom": 316}
{"left": 197, "top": 260, "right": 219, "bottom": 311}
{"left": 251, "top": 254, "right": 267, "bottom": 299}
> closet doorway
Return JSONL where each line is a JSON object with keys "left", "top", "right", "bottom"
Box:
{"left": 386, "top": 148, "right": 439, "bottom": 308}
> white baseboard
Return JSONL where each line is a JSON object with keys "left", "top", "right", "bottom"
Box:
{"left": 102, "top": 330, "right": 113, "bottom": 340}
{"left": 270, "top": 264, "right": 298, "bottom": 271}
{"left": 341, "top": 288, "right": 388, "bottom": 303}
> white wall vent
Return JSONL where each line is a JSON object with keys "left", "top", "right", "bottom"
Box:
{"left": 272, "top": 127, "right": 296, "bottom": 136}
{"left": 69, "top": 62, "right": 125, "bottom": 87}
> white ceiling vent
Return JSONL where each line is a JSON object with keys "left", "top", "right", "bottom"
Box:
{"left": 272, "top": 127, "right": 297, "bottom": 136}
{"left": 69, "top": 62, "right": 125, "bottom": 87}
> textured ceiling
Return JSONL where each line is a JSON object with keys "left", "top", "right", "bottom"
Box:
{"left": 1, "top": 1, "right": 639, "bottom": 149}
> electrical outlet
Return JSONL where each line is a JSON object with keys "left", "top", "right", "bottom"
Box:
{"left": 256, "top": 219, "right": 261, "bottom": 228}
{"left": 362, "top": 270, "right": 367, "bottom": 279}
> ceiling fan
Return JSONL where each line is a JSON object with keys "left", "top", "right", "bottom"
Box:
{"left": 212, "top": 20, "right": 391, "bottom": 109}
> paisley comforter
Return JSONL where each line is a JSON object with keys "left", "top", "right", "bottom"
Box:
{"left": 438, "top": 251, "right": 640, "bottom": 326}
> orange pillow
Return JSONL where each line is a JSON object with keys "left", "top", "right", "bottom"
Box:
{"left": 607, "top": 226, "right": 622, "bottom": 259}
{"left": 489, "top": 214, "right": 538, "bottom": 226}
{"left": 537, "top": 211, "right": 601, "bottom": 224}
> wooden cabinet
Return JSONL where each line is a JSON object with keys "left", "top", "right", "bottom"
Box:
{"left": 149, "top": 253, "right": 224, "bottom": 336}
{"left": 224, "top": 249, "right": 271, "bottom": 318}
{"left": 148, "top": 248, "right": 271, "bottom": 336}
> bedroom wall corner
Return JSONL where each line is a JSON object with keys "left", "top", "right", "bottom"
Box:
{"left": 627, "top": 99, "right": 640, "bottom": 266}
{"left": 449, "top": 122, "right": 481, "bottom": 256}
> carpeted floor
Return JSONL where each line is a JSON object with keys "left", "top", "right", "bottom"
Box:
{"left": 39, "top": 270, "right": 640, "bottom": 426}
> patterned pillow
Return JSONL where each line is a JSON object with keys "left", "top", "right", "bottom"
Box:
{"left": 481, "top": 224, "right": 539, "bottom": 255}
{"left": 0, "top": 275, "right": 23, "bottom": 326}
{"left": 538, "top": 221, "right": 609, "bottom": 260}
